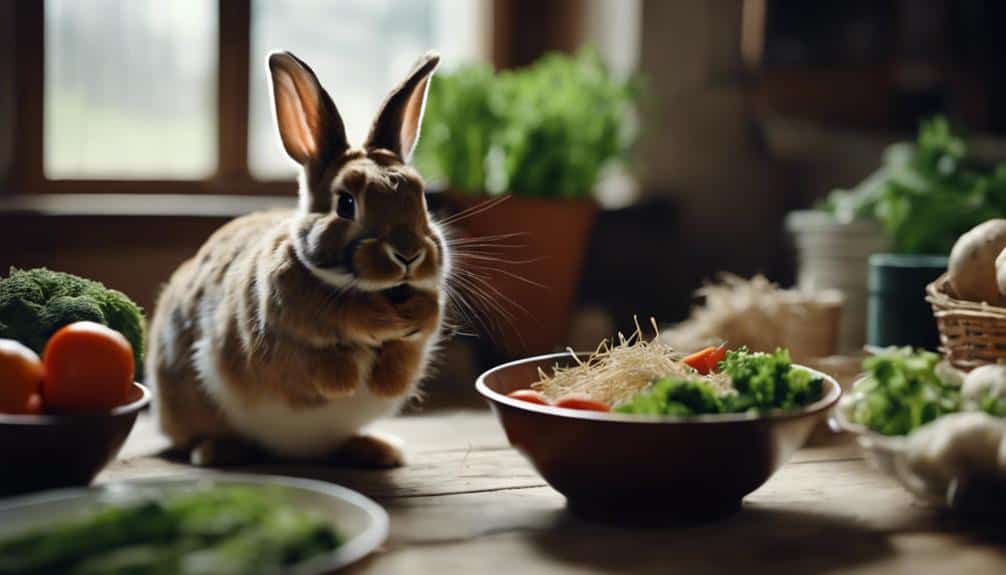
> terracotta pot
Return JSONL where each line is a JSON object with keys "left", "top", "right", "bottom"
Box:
{"left": 442, "top": 193, "right": 597, "bottom": 357}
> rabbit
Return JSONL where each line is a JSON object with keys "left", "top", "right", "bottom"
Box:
{"left": 147, "top": 50, "right": 447, "bottom": 468}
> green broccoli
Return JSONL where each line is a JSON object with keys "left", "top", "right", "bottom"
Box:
{"left": 615, "top": 377, "right": 724, "bottom": 416}
{"left": 849, "top": 347, "right": 960, "bottom": 435}
{"left": 720, "top": 347, "right": 823, "bottom": 413}
{"left": 0, "top": 268, "right": 145, "bottom": 378}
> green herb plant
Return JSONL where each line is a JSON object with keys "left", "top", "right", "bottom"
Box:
{"left": 819, "top": 116, "right": 1006, "bottom": 254}
{"left": 415, "top": 47, "right": 639, "bottom": 198}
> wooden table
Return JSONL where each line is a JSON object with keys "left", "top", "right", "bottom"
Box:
{"left": 99, "top": 411, "right": 1006, "bottom": 574}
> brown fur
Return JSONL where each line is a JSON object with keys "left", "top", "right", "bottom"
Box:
{"left": 148, "top": 51, "right": 445, "bottom": 465}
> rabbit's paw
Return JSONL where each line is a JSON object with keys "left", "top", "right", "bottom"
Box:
{"left": 368, "top": 339, "right": 422, "bottom": 397}
{"left": 329, "top": 432, "right": 405, "bottom": 468}
{"left": 190, "top": 437, "right": 265, "bottom": 467}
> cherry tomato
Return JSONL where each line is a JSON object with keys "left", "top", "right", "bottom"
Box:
{"left": 507, "top": 389, "right": 552, "bottom": 405}
{"left": 0, "top": 339, "right": 44, "bottom": 414}
{"left": 43, "top": 322, "right": 134, "bottom": 413}
{"left": 555, "top": 394, "right": 611, "bottom": 412}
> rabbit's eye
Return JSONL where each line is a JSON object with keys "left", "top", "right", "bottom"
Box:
{"left": 336, "top": 193, "right": 356, "bottom": 220}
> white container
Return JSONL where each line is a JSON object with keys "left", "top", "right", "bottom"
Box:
{"left": 786, "top": 210, "right": 890, "bottom": 353}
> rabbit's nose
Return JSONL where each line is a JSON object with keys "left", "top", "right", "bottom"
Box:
{"left": 392, "top": 248, "right": 424, "bottom": 268}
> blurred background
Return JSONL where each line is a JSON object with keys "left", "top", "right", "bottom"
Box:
{"left": 4, "top": 0, "right": 1006, "bottom": 401}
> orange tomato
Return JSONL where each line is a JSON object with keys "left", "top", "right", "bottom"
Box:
{"left": 554, "top": 394, "right": 610, "bottom": 412}
{"left": 0, "top": 339, "right": 44, "bottom": 414}
{"left": 42, "top": 322, "right": 134, "bottom": 412}
{"left": 507, "top": 389, "right": 552, "bottom": 405}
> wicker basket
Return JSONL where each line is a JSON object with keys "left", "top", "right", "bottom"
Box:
{"left": 926, "top": 273, "right": 1006, "bottom": 371}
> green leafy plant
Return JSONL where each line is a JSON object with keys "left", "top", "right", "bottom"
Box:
{"left": 819, "top": 117, "right": 1006, "bottom": 254}
{"left": 415, "top": 48, "right": 639, "bottom": 198}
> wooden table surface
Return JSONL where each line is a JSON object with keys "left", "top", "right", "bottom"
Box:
{"left": 99, "top": 411, "right": 1006, "bottom": 574}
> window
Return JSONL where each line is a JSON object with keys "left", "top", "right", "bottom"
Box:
{"left": 11, "top": 0, "right": 487, "bottom": 193}
{"left": 44, "top": 0, "right": 217, "bottom": 179}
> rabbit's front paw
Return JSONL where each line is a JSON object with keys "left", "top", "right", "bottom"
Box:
{"left": 329, "top": 432, "right": 405, "bottom": 468}
{"left": 190, "top": 437, "right": 265, "bottom": 467}
{"left": 391, "top": 288, "right": 440, "bottom": 336}
{"left": 368, "top": 339, "right": 422, "bottom": 397}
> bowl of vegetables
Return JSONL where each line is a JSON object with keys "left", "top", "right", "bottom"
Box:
{"left": 0, "top": 322, "right": 150, "bottom": 495}
{"left": 475, "top": 325, "right": 842, "bottom": 522}
{"left": 833, "top": 347, "right": 1006, "bottom": 514}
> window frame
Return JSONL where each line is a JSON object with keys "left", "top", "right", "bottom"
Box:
{"left": 8, "top": 0, "right": 583, "bottom": 196}
{"left": 10, "top": 0, "right": 293, "bottom": 195}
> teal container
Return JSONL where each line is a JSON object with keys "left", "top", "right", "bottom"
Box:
{"left": 867, "top": 254, "right": 948, "bottom": 350}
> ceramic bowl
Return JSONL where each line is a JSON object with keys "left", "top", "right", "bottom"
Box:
{"left": 476, "top": 352, "right": 841, "bottom": 523}
{"left": 0, "top": 382, "right": 150, "bottom": 495}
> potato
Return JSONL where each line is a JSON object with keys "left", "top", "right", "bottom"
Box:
{"left": 948, "top": 219, "right": 1006, "bottom": 305}
{"left": 997, "top": 246, "right": 1006, "bottom": 299}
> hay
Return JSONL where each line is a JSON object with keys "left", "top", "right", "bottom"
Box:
{"left": 531, "top": 317, "right": 731, "bottom": 406}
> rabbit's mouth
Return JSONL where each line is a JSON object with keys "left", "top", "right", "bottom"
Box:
{"left": 382, "top": 283, "right": 414, "bottom": 304}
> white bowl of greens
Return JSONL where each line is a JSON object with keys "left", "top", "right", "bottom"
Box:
{"left": 833, "top": 348, "right": 1006, "bottom": 514}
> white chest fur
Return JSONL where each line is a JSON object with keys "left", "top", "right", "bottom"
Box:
{"left": 192, "top": 335, "right": 410, "bottom": 458}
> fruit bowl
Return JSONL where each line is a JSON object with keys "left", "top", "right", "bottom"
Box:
{"left": 476, "top": 352, "right": 841, "bottom": 523}
{"left": 0, "top": 382, "right": 150, "bottom": 496}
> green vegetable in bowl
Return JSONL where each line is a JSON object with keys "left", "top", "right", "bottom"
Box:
{"left": 719, "top": 348, "right": 823, "bottom": 413}
{"left": 615, "top": 348, "right": 823, "bottom": 416}
{"left": 614, "top": 377, "right": 724, "bottom": 416}
{"left": 848, "top": 348, "right": 961, "bottom": 436}
{"left": 0, "top": 487, "right": 342, "bottom": 575}
{"left": 0, "top": 268, "right": 145, "bottom": 378}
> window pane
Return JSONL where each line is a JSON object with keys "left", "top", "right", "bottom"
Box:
{"left": 249, "top": 0, "right": 488, "bottom": 179}
{"left": 44, "top": 0, "right": 217, "bottom": 179}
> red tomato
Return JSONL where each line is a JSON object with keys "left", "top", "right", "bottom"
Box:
{"left": 42, "top": 322, "right": 134, "bottom": 413}
{"left": 0, "top": 339, "right": 44, "bottom": 414}
{"left": 507, "top": 389, "right": 552, "bottom": 405}
{"left": 555, "top": 394, "right": 610, "bottom": 412}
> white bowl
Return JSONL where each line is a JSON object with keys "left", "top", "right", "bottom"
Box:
{"left": 0, "top": 472, "right": 389, "bottom": 573}
{"left": 832, "top": 396, "right": 1006, "bottom": 514}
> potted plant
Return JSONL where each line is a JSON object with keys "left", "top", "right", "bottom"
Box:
{"left": 788, "top": 117, "right": 1006, "bottom": 350}
{"left": 416, "top": 48, "right": 638, "bottom": 356}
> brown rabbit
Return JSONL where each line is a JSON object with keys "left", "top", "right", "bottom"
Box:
{"left": 148, "top": 51, "right": 447, "bottom": 467}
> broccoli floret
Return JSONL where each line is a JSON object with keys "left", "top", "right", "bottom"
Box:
{"left": 0, "top": 268, "right": 145, "bottom": 378}
{"left": 615, "top": 377, "right": 724, "bottom": 416}
{"left": 849, "top": 347, "right": 960, "bottom": 435}
{"left": 720, "top": 347, "right": 823, "bottom": 413}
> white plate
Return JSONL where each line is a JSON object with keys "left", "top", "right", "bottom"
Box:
{"left": 0, "top": 473, "right": 388, "bottom": 574}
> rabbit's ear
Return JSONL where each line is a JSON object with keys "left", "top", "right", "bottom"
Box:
{"left": 268, "top": 52, "right": 348, "bottom": 165}
{"left": 364, "top": 51, "right": 440, "bottom": 162}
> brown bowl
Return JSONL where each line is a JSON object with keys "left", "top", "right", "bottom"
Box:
{"left": 476, "top": 353, "right": 842, "bottom": 523}
{"left": 0, "top": 382, "right": 150, "bottom": 496}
